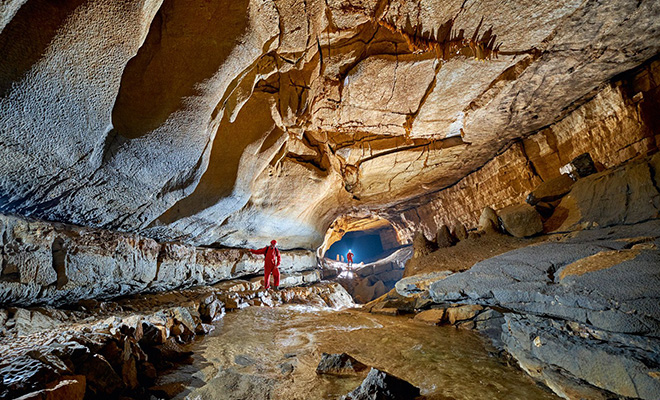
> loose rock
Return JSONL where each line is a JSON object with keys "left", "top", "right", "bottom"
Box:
{"left": 316, "top": 353, "right": 368, "bottom": 376}
{"left": 341, "top": 367, "right": 421, "bottom": 400}
{"left": 498, "top": 204, "right": 543, "bottom": 237}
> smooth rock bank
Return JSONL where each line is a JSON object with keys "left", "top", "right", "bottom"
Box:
{"left": 360, "top": 154, "right": 660, "bottom": 399}
{"left": 426, "top": 221, "right": 660, "bottom": 400}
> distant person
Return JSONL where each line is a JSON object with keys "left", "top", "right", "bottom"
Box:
{"left": 250, "top": 239, "right": 281, "bottom": 290}
{"left": 347, "top": 249, "right": 354, "bottom": 267}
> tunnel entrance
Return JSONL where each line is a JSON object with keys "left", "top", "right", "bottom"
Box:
{"left": 326, "top": 229, "right": 384, "bottom": 264}
{"left": 323, "top": 223, "right": 402, "bottom": 265}
{"left": 320, "top": 219, "right": 412, "bottom": 304}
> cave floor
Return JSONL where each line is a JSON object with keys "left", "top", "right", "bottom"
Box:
{"left": 158, "top": 306, "right": 560, "bottom": 400}
{"left": 405, "top": 232, "right": 546, "bottom": 277}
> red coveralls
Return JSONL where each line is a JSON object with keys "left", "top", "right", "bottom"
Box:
{"left": 346, "top": 251, "right": 354, "bottom": 266}
{"left": 251, "top": 243, "right": 281, "bottom": 289}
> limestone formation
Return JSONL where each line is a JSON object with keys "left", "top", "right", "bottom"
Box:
{"left": 412, "top": 309, "right": 445, "bottom": 325}
{"left": 435, "top": 225, "right": 456, "bottom": 248}
{"left": 0, "top": 213, "right": 316, "bottom": 307}
{"left": 451, "top": 223, "right": 468, "bottom": 241}
{"left": 560, "top": 153, "right": 598, "bottom": 180}
{"left": 412, "top": 231, "right": 437, "bottom": 259}
{"left": 526, "top": 174, "right": 575, "bottom": 206}
{"left": 1, "top": 3, "right": 660, "bottom": 399}
{"left": 546, "top": 156, "right": 660, "bottom": 232}
{"left": 428, "top": 220, "right": 660, "bottom": 399}
{"left": 0, "top": 282, "right": 353, "bottom": 400}
{"left": 0, "top": 0, "right": 658, "bottom": 251}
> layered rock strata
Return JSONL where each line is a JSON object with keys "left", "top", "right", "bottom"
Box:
{"left": 380, "top": 59, "right": 660, "bottom": 244}
{"left": 0, "top": 213, "right": 316, "bottom": 306}
{"left": 428, "top": 221, "right": 660, "bottom": 400}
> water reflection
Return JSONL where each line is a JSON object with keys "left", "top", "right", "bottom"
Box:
{"left": 163, "top": 306, "right": 558, "bottom": 400}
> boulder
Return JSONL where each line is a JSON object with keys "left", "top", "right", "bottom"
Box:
{"left": 377, "top": 269, "right": 403, "bottom": 283}
{"left": 79, "top": 354, "right": 124, "bottom": 397}
{"left": 526, "top": 173, "right": 575, "bottom": 205}
{"left": 0, "top": 355, "right": 64, "bottom": 398}
{"left": 560, "top": 153, "right": 598, "bottom": 179}
{"left": 478, "top": 207, "right": 499, "bottom": 233}
{"left": 413, "top": 309, "right": 446, "bottom": 325}
{"left": 14, "top": 309, "right": 61, "bottom": 336}
{"left": 14, "top": 376, "right": 86, "bottom": 400}
{"left": 445, "top": 305, "right": 483, "bottom": 325}
{"left": 435, "top": 225, "right": 456, "bottom": 248}
{"left": 451, "top": 224, "right": 468, "bottom": 241}
{"left": 372, "top": 280, "right": 389, "bottom": 300}
{"left": 316, "top": 353, "right": 368, "bottom": 376}
{"left": 533, "top": 201, "right": 556, "bottom": 220}
{"left": 547, "top": 158, "right": 660, "bottom": 232}
{"left": 412, "top": 231, "right": 437, "bottom": 259}
{"left": 498, "top": 204, "right": 543, "bottom": 237}
{"left": 199, "top": 297, "right": 225, "bottom": 323}
{"left": 341, "top": 368, "right": 421, "bottom": 400}
{"left": 352, "top": 279, "right": 376, "bottom": 304}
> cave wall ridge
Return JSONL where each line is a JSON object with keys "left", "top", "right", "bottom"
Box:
{"left": 0, "top": 213, "right": 316, "bottom": 306}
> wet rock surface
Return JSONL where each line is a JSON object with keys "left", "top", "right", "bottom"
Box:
{"left": 0, "top": 282, "right": 353, "bottom": 400}
{"left": 316, "top": 353, "right": 368, "bottom": 376}
{"left": 422, "top": 220, "right": 660, "bottom": 399}
{"left": 160, "top": 306, "right": 558, "bottom": 400}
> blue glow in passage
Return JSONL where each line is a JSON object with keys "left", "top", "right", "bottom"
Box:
{"left": 325, "top": 231, "right": 384, "bottom": 263}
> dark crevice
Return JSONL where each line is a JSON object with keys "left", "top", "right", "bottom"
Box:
{"left": 52, "top": 237, "right": 68, "bottom": 290}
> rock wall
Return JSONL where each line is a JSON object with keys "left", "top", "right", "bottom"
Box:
{"left": 384, "top": 59, "right": 660, "bottom": 242}
{"left": 0, "top": 214, "right": 316, "bottom": 306}
{"left": 390, "top": 155, "right": 660, "bottom": 399}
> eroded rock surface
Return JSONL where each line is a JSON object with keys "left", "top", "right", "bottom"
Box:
{"left": 0, "top": 0, "right": 658, "bottom": 250}
{"left": 0, "top": 213, "right": 316, "bottom": 307}
{"left": 424, "top": 220, "right": 660, "bottom": 399}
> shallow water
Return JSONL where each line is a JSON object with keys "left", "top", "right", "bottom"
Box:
{"left": 162, "top": 306, "right": 559, "bottom": 400}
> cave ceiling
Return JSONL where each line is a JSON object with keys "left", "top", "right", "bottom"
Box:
{"left": 0, "top": 0, "right": 658, "bottom": 250}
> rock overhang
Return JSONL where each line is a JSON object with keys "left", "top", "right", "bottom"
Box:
{"left": 0, "top": 0, "right": 658, "bottom": 250}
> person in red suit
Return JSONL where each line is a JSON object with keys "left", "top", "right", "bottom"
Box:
{"left": 347, "top": 249, "right": 354, "bottom": 267}
{"left": 251, "top": 239, "right": 281, "bottom": 290}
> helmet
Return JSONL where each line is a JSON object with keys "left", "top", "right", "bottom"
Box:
{"left": 271, "top": 239, "right": 277, "bottom": 246}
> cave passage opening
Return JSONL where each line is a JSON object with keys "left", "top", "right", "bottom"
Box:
{"left": 324, "top": 224, "right": 401, "bottom": 265}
